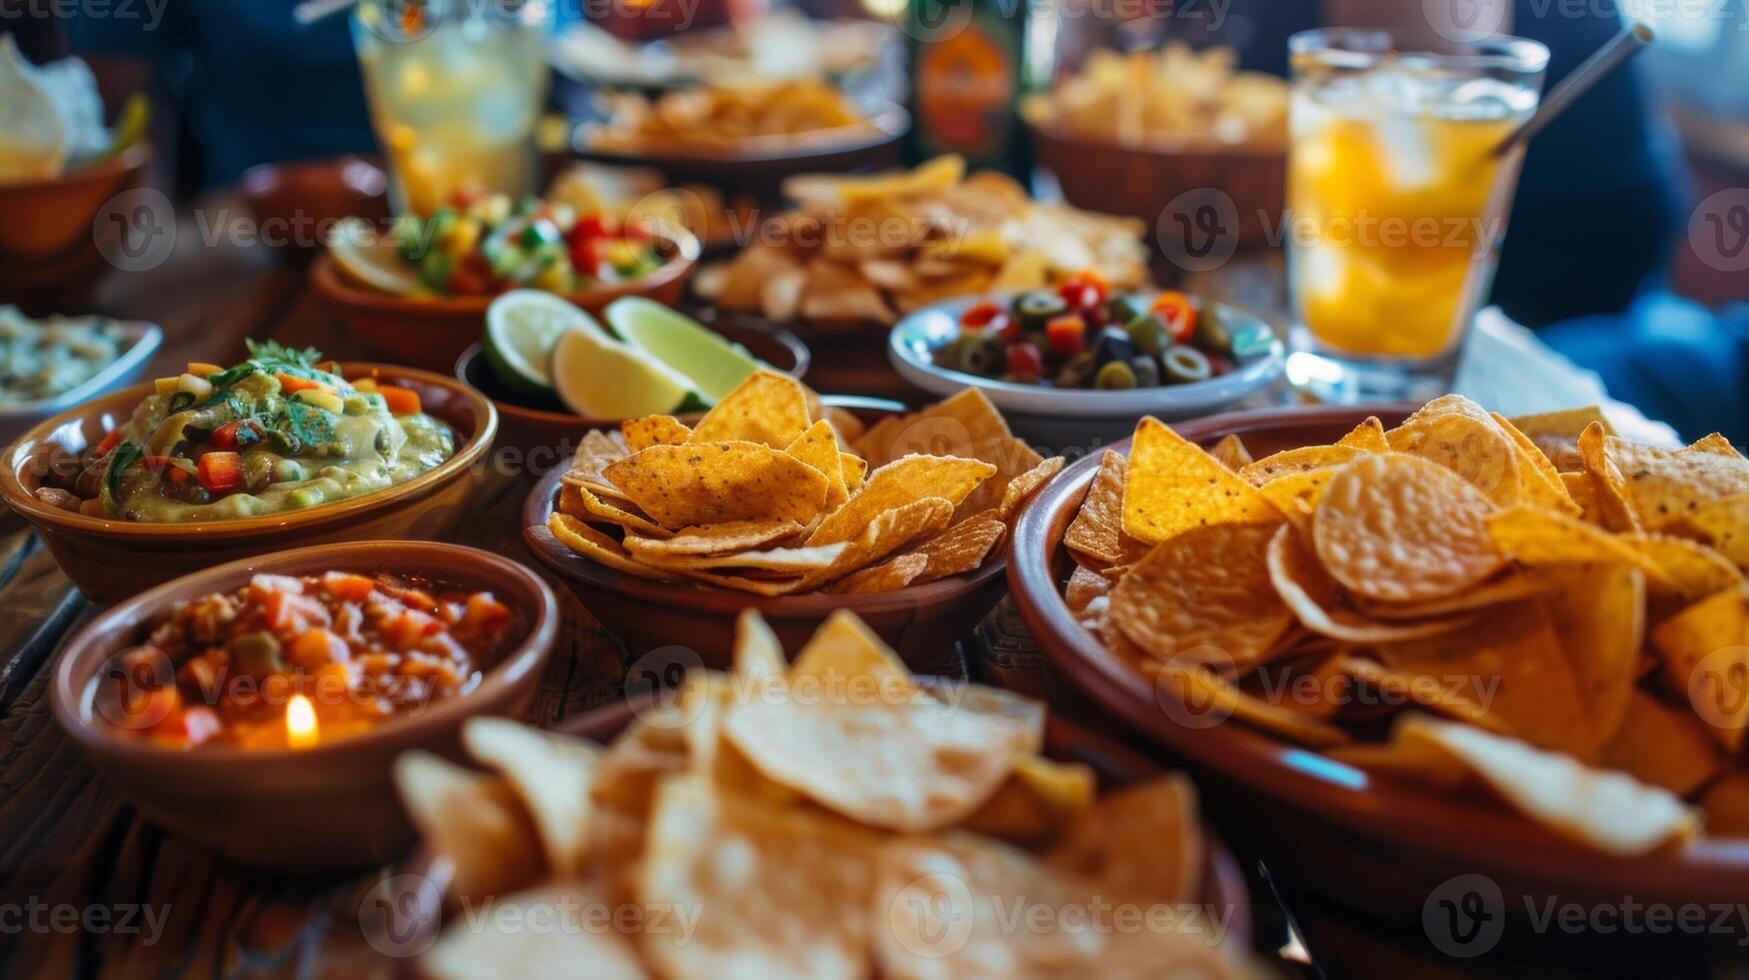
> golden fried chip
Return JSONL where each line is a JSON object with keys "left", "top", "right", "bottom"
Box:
{"left": 721, "top": 677, "right": 1040, "bottom": 832}
{"left": 1674, "top": 494, "right": 1749, "bottom": 571}
{"left": 1064, "top": 563, "right": 1111, "bottom": 623}
{"left": 802, "top": 496, "right": 955, "bottom": 590}
{"left": 905, "top": 512, "right": 1006, "bottom": 584}
{"left": 852, "top": 388, "right": 1011, "bottom": 466}
{"left": 1152, "top": 662, "right": 1350, "bottom": 747}
{"left": 393, "top": 751, "right": 541, "bottom": 901}
{"left": 566, "top": 429, "right": 634, "bottom": 499}
{"left": 1335, "top": 416, "right": 1390, "bottom": 453}
{"left": 826, "top": 552, "right": 929, "bottom": 593}
{"left": 1390, "top": 715, "right": 1698, "bottom": 856}
{"left": 547, "top": 513, "right": 675, "bottom": 581}
{"left": 1110, "top": 523, "right": 1294, "bottom": 669}
{"left": 1266, "top": 525, "right": 1476, "bottom": 644}
{"left": 621, "top": 519, "right": 803, "bottom": 558}
{"left": 1386, "top": 407, "right": 1522, "bottom": 506}
{"left": 1239, "top": 445, "right": 1363, "bottom": 486}
{"left": 621, "top": 415, "right": 691, "bottom": 452}
{"left": 1578, "top": 421, "right": 1644, "bottom": 533}
{"left": 734, "top": 607, "right": 788, "bottom": 682}
{"left": 787, "top": 608, "right": 912, "bottom": 692}
{"left": 423, "top": 883, "right": 649, "bottom": 980}
{"left": 1123, "top": 417, "right": 1281, "bottom": 545}
{"left": 962, "top": 754, "right": 1097, "bottom": 846}
{"left": 1649, "top": 588, "right": 1749, "bottom": 753}
{"left": 639, "top": 775, "right": 877, "bottom": 980}
{"left": 785, "top": 419, "right": 850, "bottom": 509}
{"left": 1627, "top": 532, "right": 1745, "bottom": 600}
{"left": 688, "top": 369, "right": 813, "bottom": 448}
{"left": 997, "top": 455, "right": 1066, "bottom": 521}
{"left": 1210, "top": 433, "right": 1253, "bottom": 470}
{"left": 1599, "top": 691, "right": 1721, "bottom": 796}
{"left": 1492, "top": 411, "right": 1579, "bottom": 514}
{"left": 1064, "top": 450, "right": 1138, "bottom": 568}
{"left": 1256, "top": 466, "right": 1340, "bottom": 522}
{"left": 1350, "top": 573, "right": 1547, "bottom": 620}
{"left": 1605, "top": 434, "right": 1749, "bottom": 529}
{"left": 563, "top": 482, "right": 672, "bottom": 540}
{"left": 805, "top": 455, "right": 993, "bottom": 547}
{"left": 1048, "top": 775, "right": 1203, "bottom": 903}
{"left": 949, "top": 435, "right": 1044, "bottom": 519}
{"left": 1314, "top": 453, "right": 1504, "bottom": 603}
{"left": 605, "top": 441, "right": 830, "bottom": 528}
{"left": 839, "top": 451, "right": 867, "bottom": 491}
{"left": 1378, "top": 600, "right": 1594, "bottom": 758}
{"left": 1486, "top": 505, "right": 1664, "bottom": 583}
{"left": 1540, "top": 563, "right": 1645, "bottom": 746}
{"left": 1336, "top": 655, "right": 1510, "bottom": 733}
{"left": 1509, "top": 405, "right": 1613, "bottom": 470}
{"left": 629, "top": 541, "right": 850, "bottom": 573}
{"left": 462, "top": 718, "right": 599, "bottom": 876}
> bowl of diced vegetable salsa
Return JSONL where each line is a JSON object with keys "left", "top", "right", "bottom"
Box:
{"left": 311, "top": 191, "right": 700, "bottom": 371}
{"left": 50, "top": 539, "right": 558, "bottom": 873}
{"left": 888, "top": 274, "right": 1283, "bottom": 450}
{"left": 0, "top": 344, "right": 497, "bottom": 604}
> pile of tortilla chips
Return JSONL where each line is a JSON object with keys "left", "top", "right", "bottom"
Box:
{"left": 398, "top": 610, "right": 1260, "bottom": 979}
{"left": 1063, "top": 396, "right": 1749, "bottom": 855}
{"left": 586, "top": 80, "right": 881, "bottom": 156}
{"left": 545, "top": 369, "right": 1063, "bottom": 594}
{"left": 691, "top": 155, "right": 1149, "bottom": 329}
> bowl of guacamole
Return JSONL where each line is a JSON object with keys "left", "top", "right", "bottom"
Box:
{"left": 0, "top": 342, "right": 498, "bottom": 604}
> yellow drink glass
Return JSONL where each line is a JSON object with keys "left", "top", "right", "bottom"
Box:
{"left": 1285, "top": 30, "right": 1548, "bottom": 401}
{"left": 353, "top": 1, "right": 553, "bottom": 216}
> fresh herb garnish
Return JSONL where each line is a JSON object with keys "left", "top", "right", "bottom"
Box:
{"left": 275, "top": 399, "right": 335, "bottom": 450}
{"left": 243, "top": 339, "right": 323, "bottom": 374}
{"left": 105, "top": 441, "right": 142, "bottom": 501}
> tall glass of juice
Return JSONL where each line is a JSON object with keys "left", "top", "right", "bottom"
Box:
{"left": 353, "top": 0, "right": 553, "bottom": 217}
{"left": 1285, "top": 29, "right": 1548, "bottom": 401}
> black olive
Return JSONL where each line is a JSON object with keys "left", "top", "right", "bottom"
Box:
{"left": 167, "top": 391, "right": 196, "bottom": 413}
{"left": 1091, "top": 327, "right": 1137, "bottom": 368}
{"left": 181, "top": 424, "right": 212, "bottom": 443}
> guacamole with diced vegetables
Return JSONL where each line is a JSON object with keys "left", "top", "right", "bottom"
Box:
{"left": 35, "top": 341, "right": 456, "bottom": 521}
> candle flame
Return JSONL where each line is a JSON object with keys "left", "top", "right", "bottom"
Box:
{"left": 286, "top": 694, "right": 318, "bottom": 749}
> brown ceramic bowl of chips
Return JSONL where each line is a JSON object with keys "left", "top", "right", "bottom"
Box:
{"left": 376, "top": 699, "right": 1253, "bottom": 966}
{"left": 521, "top": 456, "right": 1010, "bottom": 674}
{"left": 1008, "top": 404, "right": 1749, "bottom": 963}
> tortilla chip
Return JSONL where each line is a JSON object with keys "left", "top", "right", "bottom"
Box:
{"left": 1266, "top": 525, "right": 1477, "bottom": 645}
{"left": 1649, "top": 588, "right": 1749, "bottom": 753}
{"left": 826, "top": 552, "right": 930, "bottom": 593}
{"left": 1599, "top": 691, "right": 1720, "bottom": 796}
{"left": 904, "top": 512, "right": 1006, "bottom": 584}
{"left": 805, "top": 455, "right": 994, "bottom": 547}
{"left": 801, "top": 496, "right": 954, "bottom": 589}
{"left": 562, "top": 482, "right": 672, "bottom": 540}
{"left": 1492, "top": 411, "right": 1579, "bottom": 514}
{"left": 547, "top": 513, "right": 675, "bottom": 581}
{"left": 1313, "top": 453, "right": 1505, "bottom": 603}
{"left": 621, "top": 519, "right": 803, "bottom": 558}
{"left": 1605, "top": 434, "right": 1749, "bottom": 530}
{"left": 1626, "top": 532, "right": 1745, "bottom": 600}
{"left": 685, "top": 370, "right": 812, "bottom": 448}
{"left": 1110, "top": 523, "right": 1295, "bottom": 670}
{"left": 1335, "top": 416, "right": 1390, "bottom": 453}
{"left": 961, "top": 754, "right": 1097, "bottom": 846}
{"left": 851, "top": 388, "right": 1011, "bottom": 465}
{"left": 462, "top": 718, "right": 599, "bottom": 875}
{"left": 1539, "top": 563, "right": 1646, "bottom": 746}
{"left": 839, "top": 452, "right": 867, "bottom": 491}
{"left": 1336, "top": 655, "right": 1511, "bottom": 733}
{"left": 1122, "top": 417, "right": 1281, "bottom": 546}
{"left": 423, "top": 883, "right": 649, "bottom": 980}
{"left": 393, "top": 751, "right": 541, "bottom": 901}
{"left": 1509, "top": 406, "right": 1613, "bottom": 470}
{"left": 1577, "top": 422, "right": 1643, "bottom": 533}
{"left": 1386, "top": 406, "right": 1522, "bottom": 507}
{"left": 997, "top": 455, "right": 1065, "bottom": 521}
{"left": 1151, "top": 661, "right": 1350, "bottom": 747}
{"left": 1210, "top": 433, "right": 1253, "bottom": 470}
{"left": 621, "top": 415, "right": 692, "bottom": 452}
{"left": 1673, "top": 494, "right": 1749, "bottom": 571}
{"left": 605, "top": 441, "right": 830, "bottom": 528}
{"left": 1239, "top": 445, "right": 1364, "bottom": 486}
{"left": 1047, "top": 775, "right": 1203, "bottom": 904}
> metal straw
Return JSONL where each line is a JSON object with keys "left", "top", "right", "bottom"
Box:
{"left": 1492, "top": 22, "right": 1655, "bottom": 157}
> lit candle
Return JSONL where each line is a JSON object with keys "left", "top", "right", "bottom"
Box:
{"left": 286, "top": 694, "right": 319, "bottom": 749}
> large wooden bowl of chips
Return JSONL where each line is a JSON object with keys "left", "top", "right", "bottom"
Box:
{"left": 380, "top": 686, "right": 1255, "bottom": 967}
{"left": 1009, "top": 404, "right": 1749, "bottom": 962}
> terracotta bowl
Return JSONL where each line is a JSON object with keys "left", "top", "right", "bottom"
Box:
{"left": 519, "top": 412, "right": 1008, "bottom": 671}
{"left": 375, "top": 700, "right": 1252, "bottom": 962}
{"left": 310, "top": 229, "right": 701, "bottom": 372}
{"left": 0, "top": 363, "right": 497, "bottom": 605}
{"left": 1029, "top": 123, "right": 1283, "bottom": 247}
{"left": 453, "top": 318, "right": 810, "bottom": 473}
{"left": 49, "top": 540, "right": 557, "bottom": 875}
{"left": 1008, "top": 404, "right": 1749, "bottom": 961}
{"left": 240, "top": 154, "right": 390, "bottom": 259}
{"left": 0, "top": 143, "right": 152, "bottom": 314}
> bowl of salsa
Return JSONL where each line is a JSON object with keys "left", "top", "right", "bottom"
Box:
{"left": 50, "top": 540, "right": 558, "bottom": 873}
{"left": 0, "top": 344, "right": 498, "bottom": 604}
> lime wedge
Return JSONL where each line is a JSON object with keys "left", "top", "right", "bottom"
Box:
{"left": 606, "top": 297, "right": 764, "bottom": 407}
{"left": 326, "top": 217, "right": 422, "bottom": 296}
{"left": 485, "top": 290, "right": 595, "bottom": 399}
{"left": 552, "top": 323, "right": 695, "bottom": 419}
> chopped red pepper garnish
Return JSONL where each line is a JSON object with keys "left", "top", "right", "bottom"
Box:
{"left": 196, "top": 452, "right": 243, "bottom": 494}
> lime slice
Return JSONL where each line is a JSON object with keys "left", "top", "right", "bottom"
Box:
{"left": 326, "top": 217, "right": 422, "bottom": 296}
{"left": 485, "top": 290, "right": 595, "bottom": 399}
{"left": 552, "top": 324, "right": 695, "bottom": 419}
{"left": 606, "top": 297, "right": 764, "bottom": 406}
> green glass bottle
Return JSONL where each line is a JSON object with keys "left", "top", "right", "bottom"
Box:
{"left": 903, "top": 0, "right": 1053, "bottom": 180}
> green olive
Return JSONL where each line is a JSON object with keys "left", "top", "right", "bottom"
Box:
{"left": 1013, "top": 291, "right": 1068, "bottom": 330}
{"left": 1124, "top": 314, "right": 1171, "bottom": 355}
{"left": 1162, "top": 345, "right": 1214, "bottom": 384}
{"left": 1094, "top": 360, "right": 1137, "bottom": 390}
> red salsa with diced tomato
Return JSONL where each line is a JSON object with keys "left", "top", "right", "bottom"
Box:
{"left": 933, "top": 271, "right": 1277, "bottom": 389}
{"left": 90, "top": 572, "right": 521, "bottom": 749}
